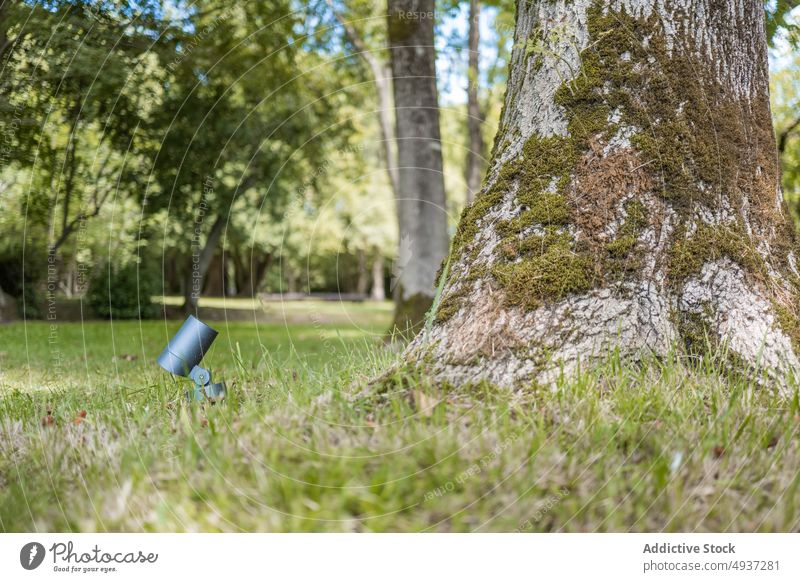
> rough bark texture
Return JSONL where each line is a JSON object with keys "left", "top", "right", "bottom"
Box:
{"left": 405, "top": 0, "right": 800, "bottom": 388}
{"left": 387, "top": 0, "right": 449, "bottom": 334}
{"left": 465, "top": 0, "right": 485, "bottom": 205}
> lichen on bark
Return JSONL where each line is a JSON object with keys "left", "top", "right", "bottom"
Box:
{"left": 407, "top": 0, "right": 800, "bottom": 389}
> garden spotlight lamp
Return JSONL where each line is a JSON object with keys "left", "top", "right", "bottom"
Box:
{"left": 157, "top": 315, "right": 226, "bottom": 401}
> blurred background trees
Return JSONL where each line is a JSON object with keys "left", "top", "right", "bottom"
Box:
{"left": 0, "top": 0, "right": 798, "bottom": 327}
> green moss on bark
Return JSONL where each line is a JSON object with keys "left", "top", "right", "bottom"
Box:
{"left": 434, "top": 292, "right": 462, "bottom": 323}
{"left": 676, "top": 305, "right": 716, "bottom": 356}
{"left": 774, "top": 304, "right": 800, "bottom": 352}
{"left": 606, "top": 199, "right": 648, "bottom": 274}
{"left": 554, "top": 6, "right": 746, "bottom": 210}
{"left": 448, "top": 162, "right": 519, "bottom": 264}
{"left": 435, "top": 0, "right": 799, "bottom": 341}
{"left": 492, "top": 229, "right": 595, "bottom": 311}
{"left": 667, "top": 224, "right": 766, "bottom": 287}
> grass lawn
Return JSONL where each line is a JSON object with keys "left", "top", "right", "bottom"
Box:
{"left": 1, "top": 300, "right": 799, "bottom": 532}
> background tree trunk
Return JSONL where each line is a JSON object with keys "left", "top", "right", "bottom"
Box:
{"left": 370, "top": 250, "right": 386, "bottom": 301}
{"left": 203, "top": 253, "right": 225, "bottom": 296}
{"left": 356, "top": 248, "right": 369, "bottom": 295}
{"left": 0, "top": 284, "right": 17, "bottom": 323}
{"left": 406, "top": 0, "right": 800, "bottom": 387}
{"left": 183, "top": 214, "right": 225, "bottom": 313}
{"left": 387, "top": 0, "right": 449, "bottom": 335}
{"left": 328, "top": 1, "right": 400, "bottom": 198}
{"left": 232, "top": 250, "right": 271, "bottom": 298}
{"left": 464, "top": 0, "right": 484, "bottom": 206}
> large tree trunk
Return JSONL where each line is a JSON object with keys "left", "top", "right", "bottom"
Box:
{"left": 464, "top": 0, "right": 484, "bottom": 206}
{"left": 405, "top": 0, "right": 800, "bottom": 387}
{"left": 387, "top": 0, "right": 449, "bottom": 335}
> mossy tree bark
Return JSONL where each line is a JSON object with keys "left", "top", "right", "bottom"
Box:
{"left": 406, "top": 0, "right": 800, "bottom": 386}
{"left": 387, "top": 0, "right": 449, "bottom": 335}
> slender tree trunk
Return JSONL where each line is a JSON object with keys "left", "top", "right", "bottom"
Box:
{"left": 224, "top": 253, "right": 236, "bottom": 296}
{"left": 253, "top": 254, "right": 271, "bottom": 295}
{"left": 285, "top": 266, "right": 298, "bottom": 294}
{"left": 328, "top": 1, "right": 399, "bottom": 197}
{"left": 183, "top": 214, "right": 225, "bottom": 313}
{"left": 62, "top": 103, "right": 81, "bottom": 225}
{"left": 371, "top": 250, "right": 386, "bottom": 301}
{"left": 0, "top": 284, "right": 16, "bottom": 323}
{"left": 231, "top": 245, "right": 248, "bottom": 296}
{"left": 0, "top": 4, "right": 22, "bottom": 108}
{"left": 778, "top": 117, "right": 800, "bottom": 154}
{"left": 356, "top": 248, "right": 369, "bottom": 295}
{"left": 405, "top": 0, "right": 800, "bottom": 387}
{"left": 203, "top": 253, "right": 225, "bottom": 296}
{"left": 52, "top": 102, "right": 82, "bottom": 255}
{"left": 464, "top": 0, "right": 484, "bottom": 206}
{"left": 232, "top": 247, "right": 271, "bottom": 298}
{"left": 387, "top": 0, "right": 449, "bottom": 335}
{"left": 0, "top": 5, "right": 8, "bottom": 62}
{"left": 165, "top": 250, "right": 180, "bottom": 294}
{"left": 376, "top": 63, "right": 401, "bottom": 197}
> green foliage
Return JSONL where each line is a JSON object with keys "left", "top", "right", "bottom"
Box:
{"left": 2, "top": 0, "right": 797, "bottom": 308}
{"left": 0, "top": 0, "right": 165, "bottom": 295}
{"left": 87, "top": 262, "right": 159, "bottom": 320}
{"left": 767, "top": 0, "right": 800, "bottom": 48}
{"left": 772, "top": 52, "right": 800, "bottom": 219}
{"left": 0, "top": 0, "right": 387, "bottom": 301}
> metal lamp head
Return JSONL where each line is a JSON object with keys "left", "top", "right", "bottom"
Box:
{"left": 157, "top": 315, "right": 226, "bottom": 401}
{"left": 157, "top": 315, "right": 218, "bottom": 376}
